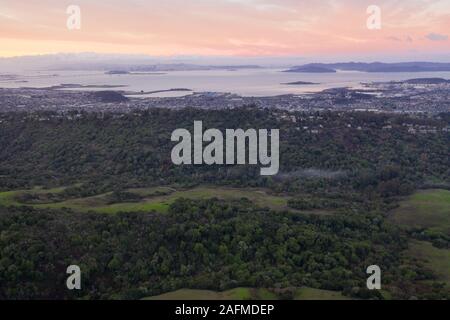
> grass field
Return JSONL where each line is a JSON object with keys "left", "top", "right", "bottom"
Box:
{"left": 294, "top": 287, "right": 350, "bottom": 300}
{"left": 407, "top": 240, "right": 450, "bottom": 284}
{"left": 143, "top": 287, "right": 347, "bottom": 300}
{"left": 390, "top": 189, "right": 450, "bottom": 287}
{"left": 0, "top": 185, "right": 296, "bottom": 214}
{"left": 144, "top": 288, "right": 271, "bottom": 300}
{"left": 0, "top": 186, "right": 68, "bottom": 207}
{"left": 390, "top": 189, "right": 450, "bottom": 234}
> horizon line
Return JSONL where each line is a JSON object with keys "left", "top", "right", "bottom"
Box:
{"left": 0, "top": 52, "right": 449, "bottom": 64}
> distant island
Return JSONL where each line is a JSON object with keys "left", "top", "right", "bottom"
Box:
{"left": 96, "top": 64, "right": 262, "bottom": 73}
{"left": 284, "top": 65, "right": 336, "bottom": 73}
{"left": 105, "top": 71, "right": 167, "bottom": 75}
{"left": 282, "top": 81, "right": 320, "bottom": 85}
{"left": 105, "top": 70, "right": 130, "bottom": 75}
{"left": 20, "top": 83, "right": 128, "bottom": 90}
{"left": 284, "top": 62, "right": 450, "bottom": 73}
{"left": 400, "top": 78, "right": 450, "bottom": 84}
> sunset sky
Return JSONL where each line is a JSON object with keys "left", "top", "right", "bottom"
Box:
{"left": 0, "top": 0, "right": 449, "bottom": 59}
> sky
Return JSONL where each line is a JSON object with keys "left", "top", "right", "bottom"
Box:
{"left": 0, "top": 0, "right": 449, "bottom": 60}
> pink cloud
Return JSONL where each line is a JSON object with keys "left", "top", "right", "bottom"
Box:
{"left": 0, "top": 0, "right": 449, "bottom": 57}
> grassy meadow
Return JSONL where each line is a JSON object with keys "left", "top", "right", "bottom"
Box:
{"left": 143, "top": 287, "right": 349, "bottom": 300}
{"left": 0, "top": 185, "right": 295, "bottom": 214}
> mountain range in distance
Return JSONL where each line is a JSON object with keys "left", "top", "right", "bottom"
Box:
{"left": 399, "top": 77, "right": 450, "bottom": 84}
{"left": 0, "top": 53, "right": 263, "bottom": 72}
{"left": 45, "top": 61, "right": 450, "bottom": 73}
{"left": 284, "top": 62, "right": 450, "bottom": 73}
{"left": 1, "top": 53, "right": 450, "bottom": 73}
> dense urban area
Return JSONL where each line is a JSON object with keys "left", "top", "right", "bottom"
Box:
{"left": 0, "top": 78, "right": 449, "bottom": 114}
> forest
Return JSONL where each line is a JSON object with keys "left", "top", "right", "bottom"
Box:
{"left": 0, "top": 107, "right": 448, "bottom": 299}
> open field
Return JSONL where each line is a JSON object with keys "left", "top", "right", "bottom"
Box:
{"left": 0, "top": 186, "right": 69, "bottom": 207}
{"left": 390, "top": 189, "right": 450, "bottom": 234}
{"left": 143, "top": 287, "right": 348, "bottom": 300}
{"left": 407, "top": 240, "right": 450, "bottom": 284}
{"left": 144, "top": 288, "right": 261, "bottom": 300}
{"left": 294, "top": 287, "right": 350, "bottom": 300}
{"left": 391, "top": 189, "right": 450, "bottom": 287}
{"left": 0, "top": 185, "right": 298, "bottom": 214}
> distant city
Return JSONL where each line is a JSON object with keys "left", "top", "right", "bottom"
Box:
{"left": 0, "top": 76, "right": 449, "bottom": 115}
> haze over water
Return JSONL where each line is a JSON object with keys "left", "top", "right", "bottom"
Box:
{"left": 2, "top": 69, "right": 450, "bottom": 97}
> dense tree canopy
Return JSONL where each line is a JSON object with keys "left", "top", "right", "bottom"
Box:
{"left": 0, "top": 108, "right": 448, "bottom": 300}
